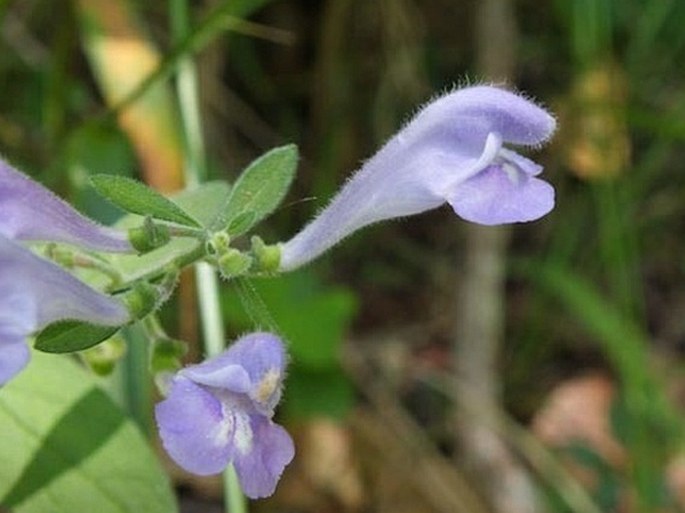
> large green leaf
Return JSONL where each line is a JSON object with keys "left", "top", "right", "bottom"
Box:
{"left": 91, "top": 175, "right": 201, "bottom": 227}
{"left": 0, "top": 352, "right": 177, "bottom": 513}
{"left": 218, "top": 144, "right": 298, "bottom": 235}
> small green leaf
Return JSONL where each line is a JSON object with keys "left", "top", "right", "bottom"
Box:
{"left": 218, "top": 144, "right": 298, "bottom": 235}
{"left": 34, "top": 321, "right": 119, "bottom": 353}
{"left": 91, "top": 174, "right": 202, "bottom": 227}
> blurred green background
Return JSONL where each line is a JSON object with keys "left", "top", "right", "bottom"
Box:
{"left": 2, "top": 0, "right": 685, "bottom": 512}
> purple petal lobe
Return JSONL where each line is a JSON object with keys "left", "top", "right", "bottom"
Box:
{"left": 0, "top": 158, "right": 132, "bottom": 252}
{"left": 498, "top": 148, "right": 543, "bottom": 176}
{"left": 447, "top": 165, "right": 555, "bottom": 225}
{"left": 233, "top": 415, "right": 295, "bottom": 499}
{"left": 0, "top": 236, "right": 129, "bottom": 328}
{"left": 155, "top": 376, "right": 234, "bottom": 475}
{"left": 0, "top": 333, "right": 31, "bottom": 386}
{"left": 417, "top": 86, "right": 556, "bottom": 146}
{"left": 181, "top": 363, "right": 252, "bottom": 394}
{"left": 183, "top": 333, "right": 287, "bottom": 411}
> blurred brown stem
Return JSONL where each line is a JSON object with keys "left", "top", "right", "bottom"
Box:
{"left": 344, "top": 344, "right": 491, "bottom": 513}
{"left": 452, "top": 1, "right": 540, "bottom": 512}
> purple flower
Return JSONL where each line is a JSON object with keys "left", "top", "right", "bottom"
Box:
{"left": 279, "top": 85, "right": 556, "bottom": 271}
{"left": 0, "top": 235, "right": 130, "bottom": 385}
{"left": 155, "top": 332, "right": 294, "bottom": 499}
{"left": 0, "top": 156, "right": 133, "bottom": 383}
{"left": 0, "top": 157, "right": 131, "bottom": 252}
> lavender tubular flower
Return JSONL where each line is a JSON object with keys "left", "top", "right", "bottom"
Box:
{"left": 0, "top": 158, "right": 131, "bottom": 252}
{"left": 155, "top": 332, "right": 294, "bottom": 499}
{"left": 0, "top": 235, "right": 129, "bottom": 385}
{"left": 279, "top": 85, "right": 556, "bottom": 271}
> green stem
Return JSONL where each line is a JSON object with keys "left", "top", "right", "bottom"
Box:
{"left": 171, "top": 0, "right": 247, "bottom": 511}
{"left": 225, "top": 464, "right": 248, "bottom": 513}
{"left": 74, "top": 255, "right": 124, "bottom": 288}
{"left": 45, "top": 244, "right": 124, "bottom": 289}
{"left": 195, "top": 262, "right": 226, "bottom": 356}
{"left": 142, "top": 315, "right": 169, "bottom": 341}
{"left": 112, "top": 243, "right": 206, "bottom": 293}
{"left": 166, "top": 224, "right": 207, "bottom": 239}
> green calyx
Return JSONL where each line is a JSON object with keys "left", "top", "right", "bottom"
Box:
{"left": 217, "top": 248, "right": 253, "bottom": 279}
{"left": 128, "top": 217, "right": 171, "bottom": 254}
{"left": 251, "top": 236, "right": 281, "bottom": 274}
{"left": 206, "top": 230, "right": 231, "bottom": 255}
{"left": 123, "top": 282, "right": 160, "bottom": 320}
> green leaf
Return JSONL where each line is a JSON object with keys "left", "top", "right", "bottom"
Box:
{"left": 91, "top": 174, "right": 202, "bottom": 227}
{"left": 34, "top": 321, "right": 119, "bottom": 354}
{"left": 177, "top": 180, "right": 231, "bottom": 228}
{"left": 0, "top": 352, "right": 177, "bottom": 513}
{"left": 218, "top": 144, "right": 298, "bottom": 235}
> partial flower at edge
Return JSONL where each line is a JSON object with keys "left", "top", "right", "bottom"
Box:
{"left": 0, "top": 157, "right": 132, "bottom": 253}
{"left": 0, "top": 235, "right": 129, "bottom": 386}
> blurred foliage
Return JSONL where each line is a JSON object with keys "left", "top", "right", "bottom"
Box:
{"left": 2, "top": 0, "right": 685, "bottom": 511}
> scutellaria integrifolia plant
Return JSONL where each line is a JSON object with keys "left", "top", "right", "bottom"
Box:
{"left": 0, "top": 83, "right": 558, "bottom": 505}
{"left": 278, "top": 85, "right": 556, "bottom": 271}
{"left": 155, "top": 332, "right": 294, "bottom": 498}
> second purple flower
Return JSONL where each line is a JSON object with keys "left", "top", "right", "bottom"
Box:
{"left": 155, "top": 332, "right": 294, "bottom": 499}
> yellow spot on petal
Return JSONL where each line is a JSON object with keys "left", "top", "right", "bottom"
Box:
{"left": 255, "top": 368, "right": 281, "bottom": 405}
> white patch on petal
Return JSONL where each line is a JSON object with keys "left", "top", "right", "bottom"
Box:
{"left": 233, "top": 411, "right": 254, "bottom": 455}
{"left": 461, "top": 131, "right": 503, "bottom": 181}
{"left": 501, "top": 162, "right": 522, "bottom": 185}
{"left": 212, "top": 405, "right": 235, "bottom": 447}
{"left": 254, "top": 368, "right": 281, "bottom": 406}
